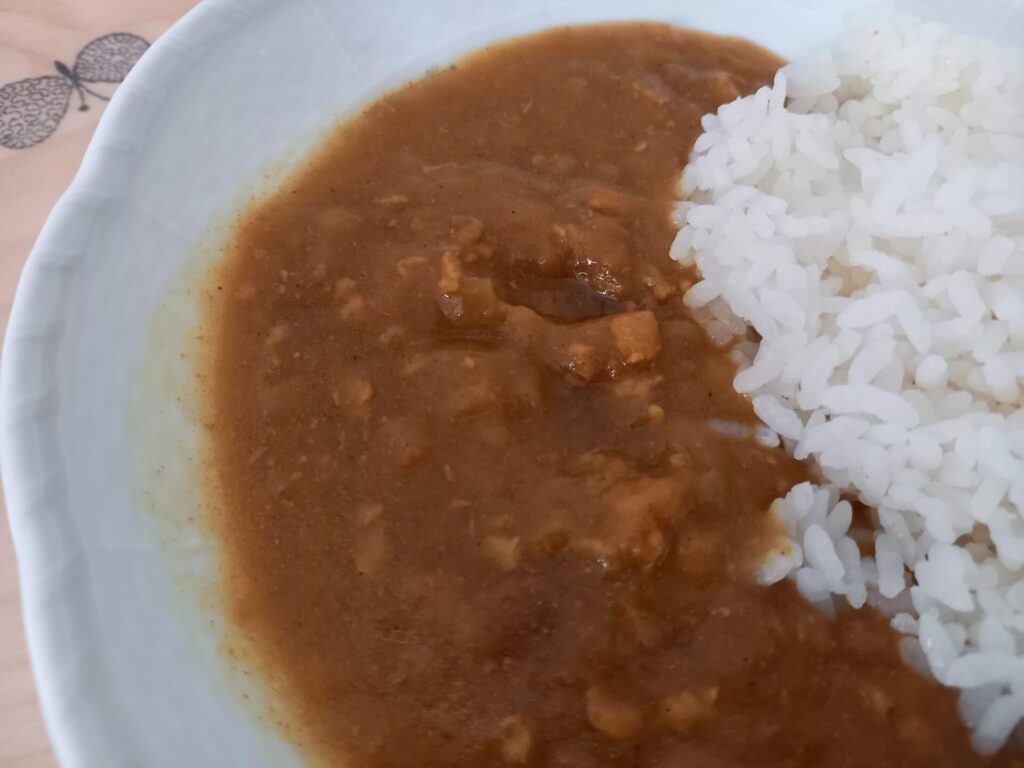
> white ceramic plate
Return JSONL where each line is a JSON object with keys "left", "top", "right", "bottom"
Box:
{"left": 3, "top": 0, "right": 1022, "bottom": 765}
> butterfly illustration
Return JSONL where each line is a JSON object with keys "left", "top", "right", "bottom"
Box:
{"left": 0, "top": 32, "right": 149, "bottom": 150}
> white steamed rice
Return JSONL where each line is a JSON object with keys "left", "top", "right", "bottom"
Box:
{"left": 671, "top": 9, "right": 1024, "bottom": 753}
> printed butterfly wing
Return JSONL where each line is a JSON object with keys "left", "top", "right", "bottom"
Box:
{"left": 74, "top": 33, "right": 150, "bottom": 83}
{"left": 0, "top": 76, "right": 73, "bottom": 150}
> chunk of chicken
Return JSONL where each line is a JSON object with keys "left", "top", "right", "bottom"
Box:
{"left": 860, "top": 681, "right": 895, "bottom": 720}
{"left": 610, "top": 312, "right": 661, "bottom": 364}
{"left": 576, "top": 476, "right": 683, "bottom": 571}
{"left": 498, "top": 715, "right": 533, "bottom": 763}
{"left": 438, "top": 251, "right": 461, "bottom": 293}
{"left": 436, "top": 254, "right": 661, "bottom": 381}
{"left": 586, "top": 687, "right": 643, "bottom": 740}
{"left": 483, "top": 535, "right": 521, "bottom": 571}
{"left": 451, "top": 215, "right": 484, "bottom": 245}
{"left": 510, "top": 308, "right": 663, "bottom": 382}
{"left": 437, "top": 275, "right": 508, "bottom": 329}
{"left": 638, "top": 263, "right": 680, "bottom": 302}
{"left": 703, "top": 71, "right": 741, "bottom": 103}
{"left": 579, "top": 183, "right": 632, "bottom": 216}
{"left": 333, "top": 374, "right": 374, "bottom": 415}
{"left": 526, "top": 451, "right": 691, "bottom": 573}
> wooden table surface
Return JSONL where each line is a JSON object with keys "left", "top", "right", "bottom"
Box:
{"left": 0, "top": 2, "right": 197, "bottom": 764}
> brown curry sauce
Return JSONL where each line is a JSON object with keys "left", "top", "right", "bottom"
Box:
{"left": 210, "top": 23, "right": 1016, "bottom": 768}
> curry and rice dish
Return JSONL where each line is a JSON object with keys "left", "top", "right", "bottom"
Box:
{"left": 208, "top": 21, "right": 1024, "bottom": 768}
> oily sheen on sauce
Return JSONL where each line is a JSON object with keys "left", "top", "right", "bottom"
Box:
{"left": 209, "top": 24, "right": 1015, "bottom": 768}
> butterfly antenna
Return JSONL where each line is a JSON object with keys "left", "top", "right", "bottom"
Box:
{"left": 54, "top": 60, "right": 88, "bottom": 111}
{"left": 79, "top": 84, "right": 111, "bottom": 103}
{"left": 73, "top": 82, "right": 88, "bottom": 111}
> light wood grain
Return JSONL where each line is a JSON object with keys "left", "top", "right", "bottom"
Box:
{"left": 0, "top": 2, "right": 197, "bottom": 765}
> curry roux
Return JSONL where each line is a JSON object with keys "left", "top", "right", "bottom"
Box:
{"left": 210, "top": 23, "right": 1016, "bottom": 768}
